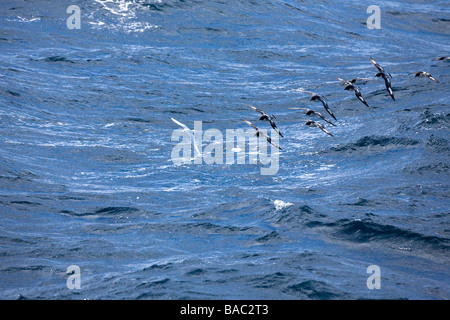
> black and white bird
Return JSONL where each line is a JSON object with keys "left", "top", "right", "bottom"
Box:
{"left": 338, "top": 77, "right": 370, "bottom": 107}
{"left": 244, "top": 119, "right": 282, "bottom": 150}
{"left": 294, "top": 89, "right": 337, "bottom": 121}
{"left": 375, "top": 72, "right": 395, "bottom": 101}
{"left": 289, "top": 107, "right": 335, "bottom": 126}
{"left": 409, "top": 71, "right": 440, "bottom": 83}
{"left": 171, "top": 117, "right": 202, "bottom": 156}
{"left": 433, "top": 56, "right": 449, "bottom": 61}
{"left": 370, "top": 58, "right": 395, "bottom": 101}
{"left": 299, "top": 119, "right": 334, "bottom": 137}
{"left": 249, "top": 104, "right": 284, "bottom": 137}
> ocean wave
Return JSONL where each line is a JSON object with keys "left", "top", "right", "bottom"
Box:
{"left": 326, "top": 135, "right": 421, "bottom": 154}
{"left": 284, "top": 280, "right": 346, "bottom": 300}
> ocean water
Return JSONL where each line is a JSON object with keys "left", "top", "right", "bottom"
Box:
{"left": 0, "top": 0, "right": 449, "bottom": 300}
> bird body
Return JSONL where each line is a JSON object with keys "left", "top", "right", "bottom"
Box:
{"left": 294, "top": 89, "right": 337, "bottom": 121}
{"left": 344, "top": 84, "right": 370, "bottom": 107}
{"left": 410, "top": 71, "right": 439, "bottom": 83}
{"left": 249, "top": 105, "right": 284, "bottom": 137}
{"left": 290, "top": 107, "right": 335, "bottom": 126}
{"left": 302, "top": 119, "right": 333, "bottom": 137}
{"left": 244, "top": 119, "right": 282, "bottom": 150}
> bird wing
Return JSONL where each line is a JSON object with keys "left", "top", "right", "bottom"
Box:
{"left": 384, "top": 79, "right": 395, "bottom": 100}
{"left": 171, "top": 117, "right": 190, "bottom": 131}
{"left": 171, "top": 118, "right": 201, "bottom": 156}
{"left": 244, "top": 118, "right": 259, "bottom": 131}
{"left": 269, "top": 120, "right": 284, "bottom": 138}
{"left": 314, "top": 121, "right": 333, "bottom": 137}
{"left": 351, "top": 77, "right": 374, "bottom": 83}
{"left": 314, "top": 111, "right": 335, "bottom": 126}
{"left": 293, "top": 88, "right": 316, "bottom": 96}
{"left": 338, "top": 77, "right": 352, "bottom": 85}
{"left": 371, "top": 58, "right": 393, "bottom": 78}
{"left": 355, "top": 91, "right": 370, "bottom": 107}
{"left": 249, "top": 104, "right": 265, "bottom": 115}
{"left": 426, "top": 74, "right": 439, "bottom": 83}
{"left": 263, "top": 133, "right": 282, "bottom": 150}
{"left": 344, "top": 84, "right": 355, "bottom": 91}
{"left": 319, "top": 98, "right": 337, "bottom": 121}
{"left": 246, "top": 120, "right": 282, "bottom": 150}
{"left": 370, "top": 57, "right": 384, "bottom": 73}
{"left": 268, "top": 138, "right": 282, "bottom": 150}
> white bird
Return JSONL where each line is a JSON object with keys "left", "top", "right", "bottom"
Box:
{"left": 171, "top": 117, "right": 202, "bottom": 156}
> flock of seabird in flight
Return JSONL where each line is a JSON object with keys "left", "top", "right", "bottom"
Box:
{"left": 173, "top": 56, "right": 446, "bottom": 152}
{"left": 243, "top": 56, "right": 445, "bottom": 147}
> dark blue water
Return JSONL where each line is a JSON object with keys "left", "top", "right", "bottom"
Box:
{"left": 1, "top": 0, "right": 449, "bottom": 299}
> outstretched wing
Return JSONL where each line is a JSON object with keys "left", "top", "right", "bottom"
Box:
{"left": 245, "top": 119, "right": 281, "bottom": 149}
{"left": 244, "top": 118, "right": 259, "bottom": 131}
{"left": 356, "top": 92, "right": 370, "bottom": 107}
{"left": 171, "top": 117, "right": 189, "bottom": 131}
{"left": 314, "top": 121, "right": 333, "bottom": 137}
{"left": 426, "top": 74, "right": 440, "bottom": 83}
{"left": 370, "top": 57, "right": 384, "bottom": 73}
{"left": 338, "top": 77, "right": 352, "bottom": 86}
{"left": 249, "top": 104, "right": 265, "bottom": 116}
{"left": 318, "top": 98, "right": 337, "bottom": 121}
{"left": 314, "top": 111, "right": 335, "bottom": 126}
{"left": 293, "top": 88, "right": 316, "bottom": 96}
{"left": 171, "top": 117, "right": 201, "bottom": 156}
{"left": 262, "top": 132, "right": 282, "bottom": 150}
{"left": 269, "top": 120, "right": 284, "bottom": 137}
{"left": 370, "top": 57, "right": 392, "bottom": 78}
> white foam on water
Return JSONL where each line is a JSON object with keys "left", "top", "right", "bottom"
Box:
{"left": 273, "top": 200, "right": 294, "bottom": 211}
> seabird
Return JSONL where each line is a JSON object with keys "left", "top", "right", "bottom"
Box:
{"left": 409, "top": 71, "right": 440, "bottom": 83}
{"left": 433, "top": 56, "right": 449, "bottom": 61}
{"left": 244, "top": 119, "right": 282, "bottom": 150}
{"left": 369, "top": 57, "right": 392, "bottom": 78}
{"left": 299, "top": 119, "right": 333, "bottom": 137}
{"left": 338, "top": 78, "right": 370, "bottom": 107}
{"left": 289, "top": 107, "right": 335, "bottom": 126}
{"left": 294, "top": 89, "right": 337, "bottom": 121}
{"left": 369, "top": 57, "right": 395, "bottom": 100}
{"left": 375, "top": 72, "right": 395, "bottom": 101}
{"left": 171, "top": 117, "right": 202, "bottom": 156}
{"left": 249, "top": 104, "right": 284, "bottom": 137}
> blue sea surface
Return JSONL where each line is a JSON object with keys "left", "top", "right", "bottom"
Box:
{"left": 0, "top": 0, "right": 449, "bottom": 299}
